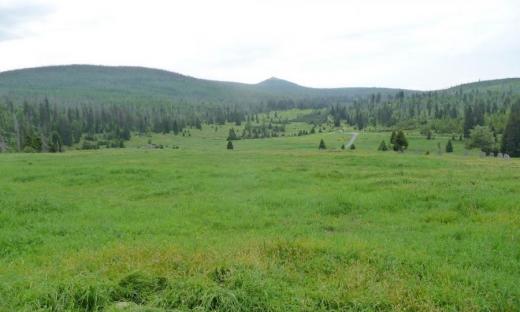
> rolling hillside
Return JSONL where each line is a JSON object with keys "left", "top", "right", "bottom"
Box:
{"left": 0, "top": 65, "right": 404, "bottom": 107}
{"left": 447, "top": 78, "right": 520, "bottom": 94}
{"left": 1, "top": 65, "right": 519, "bottom": 109}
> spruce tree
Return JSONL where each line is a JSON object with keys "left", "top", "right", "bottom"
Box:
{"left": 378, "top": 140, "right": 388, "bottom": 151}
{"left": 319, "top": 139, "right": 326, "bottom": 150}
{"left": 394, "top": 130, "right": 408, "bottom": 152}
{"left": 0, "top": 134, "right": 6, "bottom": 153}
{"left": 446, "top": 140, "right": 453, "bottom": 153}
{"left": 390, "top": 131, "right": 397, "bottom": 144}
{"left": 393, "top": 130, "right": 408, "bottom": 152}
{"left": 227, "top": 140, "right": 234, "bottom": 150}
{"left": 49, "top": 131, "right": 62, "bottom": 153}
{"left": 463, "top": 105, "right": 474, "bottom": 138}
{"left": 502, "top": 99, "right": 520, "bottom": 157}
{"left": 227, "top": 128, "right": 238, "bottom": 140}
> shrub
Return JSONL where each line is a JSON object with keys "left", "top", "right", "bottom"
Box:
{"left": 81, "top": 140, "right": 99, "bottom": 150}
{"left": 467, "top": 126, "right": 495, "bottom": 153}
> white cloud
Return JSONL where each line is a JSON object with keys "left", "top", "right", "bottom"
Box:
{"left": 0, "top": 0, "right": 519, "bottom": 89}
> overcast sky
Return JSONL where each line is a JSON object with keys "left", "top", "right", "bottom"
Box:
{"left": 0, "top": 0, "right": 519, "bottom": 90}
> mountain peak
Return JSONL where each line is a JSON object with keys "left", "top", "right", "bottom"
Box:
{"left": 257, "top": 76, "right": 301, "bottom": 88}
{"left": 264, "top": 76, "right": 283, "bottom": 81}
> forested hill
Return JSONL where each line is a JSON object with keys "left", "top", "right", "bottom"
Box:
{"left": 1, "top": 65, "right": 519, "bottom": 154}
{"left": 446, "top": 78, "right": 520, "bottom": 94}
{"left": 0, "top": 65, "right": 404, "bottom": 108}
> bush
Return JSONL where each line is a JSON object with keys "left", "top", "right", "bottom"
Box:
{"left": 81, "top": 140, "right": 99, "bottom": 150}
{"left": 23, "top": 146, "right": 36, "bottom": 153}
{"left": 467, "top": 126, "right": 495, "bottom": 153}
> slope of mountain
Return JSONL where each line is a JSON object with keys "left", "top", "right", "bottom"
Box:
{"left": 447, "top": 78, "right": 520, "bottom": 94}
{"left": 1, "top": 65, "right": 518, "bottom": 108}
{"left": 0, "top": 65, "right": 257, "bottom": 106}
{"left": 0, "top": 65, "right": 404, "bottom": 107}
{"left": 255, "top": 77, "right": 308, "bottom": 93}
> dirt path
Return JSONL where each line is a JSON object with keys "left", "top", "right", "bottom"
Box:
{"left": 326, "top": 130, "right": 359, "bottom": 148}
{"left": 344, "top": 132, "right": 359, "bottom": 148}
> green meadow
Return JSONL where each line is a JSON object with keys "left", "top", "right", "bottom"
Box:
{"left": 1, "top": 124, "right": 519, "bottom": 311}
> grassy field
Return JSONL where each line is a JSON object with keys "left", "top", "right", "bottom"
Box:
{"left": 1, "top": 123, "right": 519, "bottom": 311}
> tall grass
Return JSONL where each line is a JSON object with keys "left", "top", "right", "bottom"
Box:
{"left": 0, "top": 126, "right": 519, "bottom": 311}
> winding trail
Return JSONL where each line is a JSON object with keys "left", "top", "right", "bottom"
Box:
{"left": 344, "top": 132, "right": 359, "bottom": 149}
{"left": 326, "top": 130, "right": 359, "bottom": 148}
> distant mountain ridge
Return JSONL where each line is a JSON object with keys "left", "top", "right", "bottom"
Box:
{"left": 446, "top": 78, "right": 520, "bottom": 93}
{"left": 0, "top": 65, "right": 519, "bottom": 108}
{"left": 256, "top": 77, "right": 306, "bottom": 90}
{"left": 0, "top": 65, "right": 406, "bottom": 107}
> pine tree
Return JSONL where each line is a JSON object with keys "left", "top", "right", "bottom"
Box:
{"left": 227, "top": 128, "right": 238, "bottom": 140}
{"left": 446, "top": 140, "right": 453, "bottom": 153}
{"left": 393, "top": 130, "right": 408, "bottom": 152}
{"left": 49, "top": 131, "right": 62, "bottom": 153}
{"left": 227, "top": 140, "right": 234, "bottom": 150}
{"left": 350, "top": 144, "right": 356, "bottom": 150}
{"left": 378, "top": 140, "right": 388, "bottom": 151}
{"left": 463, "top": 105, "right": 474, "bottom": 138}
{"left": 390, "top": 131, "right": 397, "bottom": 144}
{"left": 0, "top": 133, "right": 6, "bottom": 152}
{"left": 319, "top": 139, "right": 326, "bottom": 150}
{"left": 502, "top": 99, "right": 520, "bottom": 157}
{"left": 121, "top": 127, "right": 131, "bottom": 141}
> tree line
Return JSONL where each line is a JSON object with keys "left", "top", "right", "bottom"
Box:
{"left": 0, "top": 97, "right": 252, "bottom": 152}
{"left": 329, "top": 89, "right": 515, "bottom": 133}
{"left": 329, "top": 88, "right": 520, "bottom": 156}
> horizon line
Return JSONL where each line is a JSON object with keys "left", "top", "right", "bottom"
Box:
{"left": 1, "top": 63, "right": 519, "bottom": 92}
